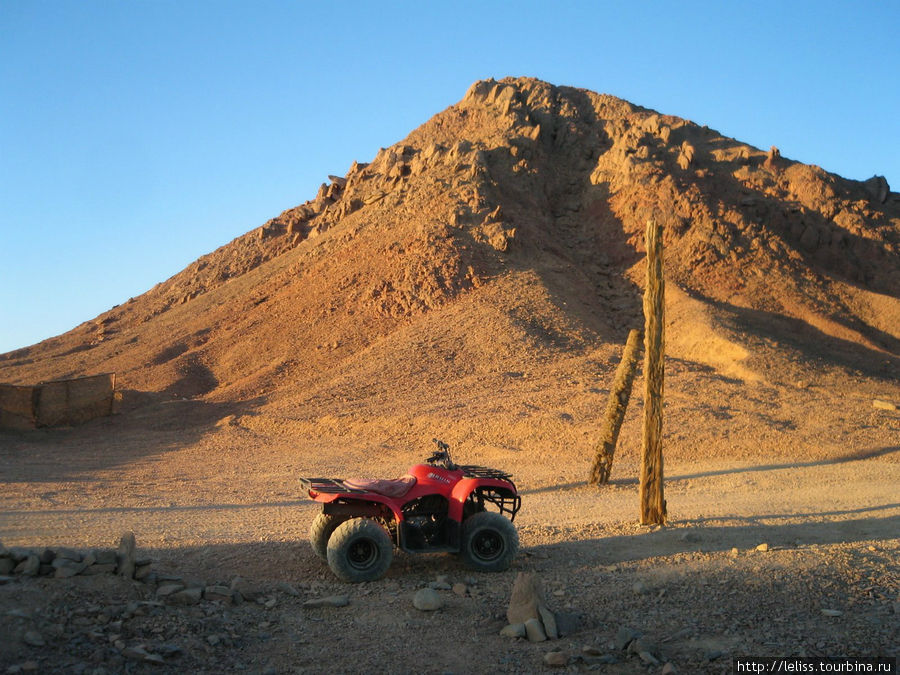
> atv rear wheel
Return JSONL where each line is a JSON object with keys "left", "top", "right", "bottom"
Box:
{"left": 460, "top": 511, "right": 519, "bottom": 572}
{"left": 326, "top": 517, "right": 394, "bottom": 582}
{"left": 309, "top": 513, "right": 347, "bottom": 559}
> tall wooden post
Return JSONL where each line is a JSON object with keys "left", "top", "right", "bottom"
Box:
{"left": 640, "top": 219, "right": 667, "bottom": 525}
{"left": 588, "top": 328, "right": 642, "bottom": 485}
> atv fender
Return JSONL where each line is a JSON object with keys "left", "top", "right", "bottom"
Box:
{"left": 448, "top": 478, "right": 518, "bottom": 521}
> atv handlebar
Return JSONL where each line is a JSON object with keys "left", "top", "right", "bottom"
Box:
{"left": 428, "top": 438, "right": 457, "bottom": 470}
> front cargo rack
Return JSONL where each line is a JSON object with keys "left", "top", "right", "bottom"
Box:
{"left": 460, "top": 465, "right": 514, "bottom": 482}
{"left": 300, "top": 477, "right": 367, "bottom": 495}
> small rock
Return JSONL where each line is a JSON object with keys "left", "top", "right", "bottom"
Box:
{"left": 706, "top": 649, "right": 725, "bottom": 661}
{"left": 82, "top": 564, "right": 117, "bottom": 576}
{"left": 133, "top": 563, "right": 152, "bottom": 581}
{"left": 499, "top": 623, "right": 526, "bottom": 638}
{"left": 452, "top": 583, "right": 468, "bottom": 597}
{"left": 169, "top": 587, "right": 202, "bottom": 605}
{"left": 555, "top": 611, "right": 581, "bottom": 637}
{"left": 543, "top": 651, "right": 568, "bottom": 667}
{"left": 632, "top": 581, "right": 649, "bottom": 594}
{"left": 22, "top": 631, "right": 45, "bottom": 647}
{"left": 204, "top": 586, "right": 233, "bottom": 604}
{"left": 821, "top": 608, "right": 843, "bottom": 617}
{"left": 303, "top": 595, "right": 350, "bottom": 608}
{"left": 122, "top": 646, "right": 149, "bottom": 661}
{"left": 524, "top": 617, "right": 547, "bottom": 642}
{"left": 582, "top": 645, "right": 603, "bottom": 656}
{"left": 276, "top": 581, "right": 300, "bottom": 597}
{"left": 615, "top": 626, "right": 640, "bottom": 650}
{"left": 756, "top": 543, "right": 769, "bottom": 552}
{"left": 507, "top": 572, "right": 547, "bottom": 624}
{"left": 156, "top": 583, "right": 185, "bottom": 598}
{"left": 413, "top": 588, "right": 442, "bottom": 611}
{"left": 873, "top": 399, "right": 898, "bottom": 411}
{"left": 93, "top": 550, "right": 117, "bottom": 565}
{"left": 428, "top": 580, "right": 453, "bottom": 591}
{"left": 662, "top": 662, "right": 678, "bottom": 674}
{"left": 14, "top": 555, "right": 39, "bottom": 577}
{"left": 730, "top": 547, "right": 740, "bottom": 557}
{"left": 638, "top": 650, "right": 660, "bottom": 665}
{"left": 55, "top": 547, "right": 82, "bottom": 561}
{"left": 539, "top": 606, "right": 558, "bottom": 639}
{"left": 206, "top": 634, "right": 220, "bottom": 646}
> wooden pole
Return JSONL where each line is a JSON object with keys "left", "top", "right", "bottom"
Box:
{"left": 640, "top": 219, "right": 667, "bottom": 525}
{"left": 588, "top": 328, "right": 642, "bottom": 485}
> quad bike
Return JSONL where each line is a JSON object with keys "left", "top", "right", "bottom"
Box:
{"left": 300, "top": 439, "right": 521, "bottom": 582}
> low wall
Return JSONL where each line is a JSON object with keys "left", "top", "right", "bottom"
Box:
{"left": 0, "top": 373, "right": 116, "bottom": 430}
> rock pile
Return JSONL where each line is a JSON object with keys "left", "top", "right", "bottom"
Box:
{"left": 0, "top": 533, "right": 150, "bottom": 582}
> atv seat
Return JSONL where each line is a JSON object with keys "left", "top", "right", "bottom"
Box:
{"left": 342, "top": 475, "right": 417, "bottom": 498}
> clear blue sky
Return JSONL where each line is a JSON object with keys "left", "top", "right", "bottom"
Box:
{"left": 1, "top": 1, "right": 897, "bottom": 354}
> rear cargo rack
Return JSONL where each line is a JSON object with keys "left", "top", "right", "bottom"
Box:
{"left": 299, "top": 477, "right": 367, "bottom": 494}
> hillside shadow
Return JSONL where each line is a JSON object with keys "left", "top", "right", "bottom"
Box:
{"left": 521, "top": 512, "right": 900, "bottom": 567}
{"left": 675, "top": 148, "right": 900, "bottom": 354}
{"left": 0, "top": 392, "right": 264, "bottom": 483}
{"left": 520, "top": 445, "right": 900, "bottom": 495}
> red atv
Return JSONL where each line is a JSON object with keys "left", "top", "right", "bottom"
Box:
{"left": 300, "top": 440, "right": 521, "bottom": 582}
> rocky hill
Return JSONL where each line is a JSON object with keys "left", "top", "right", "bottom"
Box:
{"left": 1, "top": 76, "right": 898, "bottom": 420}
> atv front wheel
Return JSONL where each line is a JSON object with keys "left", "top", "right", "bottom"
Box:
{"left": 460, "top": 511, "right": 519, "bottom": 572}
{"left": 309, "top": 513, "right": 347, "bottom": 559}
{"left": 326, "top": 518, "right": 394, "bottom": 582}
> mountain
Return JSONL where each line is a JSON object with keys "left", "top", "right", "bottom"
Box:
{"left": 1, "top": 77, "right": 898, "bottom": 460}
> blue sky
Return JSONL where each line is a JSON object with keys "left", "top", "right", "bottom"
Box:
{"left": 1, "top": 1, "right": 898, "bottom": 354}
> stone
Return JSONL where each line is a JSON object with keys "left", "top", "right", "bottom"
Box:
{"left": 554, "top": 611, "right": 582, "bottom": 637}
{"left": 81, "top": 563, "right": 117, "bottom": 576}
{"left": 873, "top": 399, "right": 898, "bottom": 411}
{"left": 15, "top": 555, "right": 39, "bottom": 577}
{"left": 133, "top": 563, "right": 152, "bottom": 580}
{"left": 116, "top": 532, "right": 136, "bottom": 579}
{"left": 539, "top": 606, "right": 558, "bottom": 639}
{"left": 662, "top": 663, "right": 678, "bottom": 675}
{"left": 204, "top": 586, "right": 233, "bottom": 604}
{"left": 764, "top": 146, "right": 781, "bottom": 172}
{"left": 638, "top": 650, "right": 660, "bottom": 665}
{"left": 156, "top": 583, "right": 185, "bottom": 597}
{"left": 543, "top": 651, "right": 568, "bottom": 667}
{"left": 524, "top": 617, "right": 547, "bottom": 642}
{"left": 507, "top": 572, "right": 546, "bottom": 624}
{"left": 54, "top": 561, "right": 83, "bottom": 578}
{"left": 231, "top": 577, "right": 265, "bottom": 602}
{"left": 303, "top": 595, "right": 350, "bottom": 608}
{"left": 756, "top": 543, "right": 770, "bottom": 552}
{"left": 452, "top": 583, "right": 468, "bottom": 597}
{"left": 863, "top": 175, "right": 890, "bottom": 203}
{"left": 93, "top": 550, "right": 117, "bottom": 565}
{"left": 428, "top": 580, "right": 452, "bottom": 591}
{"left": 412, "top": 588, "right": 442, "bottom": 611}
{"left": 632, "top": 581, "right": 649, "bottom": 594}
{"left": 615, "top": 626, "right": 640, "bottom": 650}
{"left": 500, "top": 623, "right": 526, "bottom": 638}
{"left": 55, "top": 547, "right": 82, "bottom": 561}
{"left": 276, "top": 581, "right": 300, "bottom": 597}
{"left": 169, "top": 588, "right": 202, "bottom": 605}
{"left": 821, "top": 608, "right": 843, "bottom": 617}
{"left": 22, "top": 631, "right": 45, "bottom": 647}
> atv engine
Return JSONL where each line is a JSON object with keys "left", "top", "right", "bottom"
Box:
{"left": 401, "top": 494, "right": 450, "bottom": 549}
